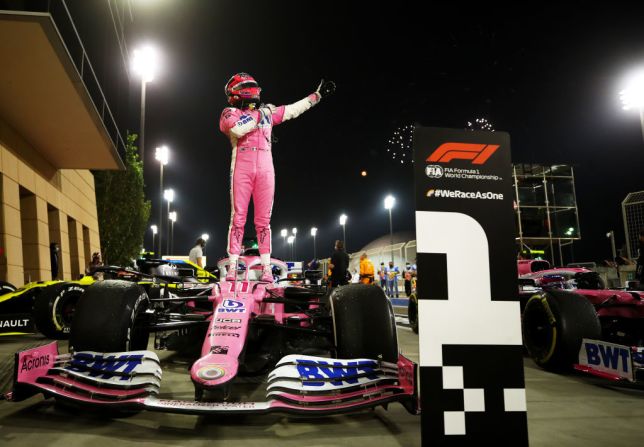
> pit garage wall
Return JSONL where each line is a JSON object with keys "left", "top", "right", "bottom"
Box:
{"left": 0, "top": 124, "right": 101, "bottom": 286}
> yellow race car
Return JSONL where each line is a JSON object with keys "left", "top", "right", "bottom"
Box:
{"left": 0, "top": 276, "right": 94, "bottom": 338}
{"left": 0, "top": 258, "right": 217, "bottom": 339}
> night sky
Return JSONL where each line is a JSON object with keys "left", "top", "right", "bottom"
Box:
{"left": 122, "top": 2, "right": 644, "bottom": 264}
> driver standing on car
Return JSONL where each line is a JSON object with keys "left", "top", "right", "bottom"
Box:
{"left": 220, "top": 73, "right": 335, "bottom": 282}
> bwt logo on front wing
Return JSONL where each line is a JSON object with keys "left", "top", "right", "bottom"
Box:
{"left": 427, "top": 142, "right": 499, "bottom": 165}
{"left": 426, "top": 188, "right": 504, "bottom": 200}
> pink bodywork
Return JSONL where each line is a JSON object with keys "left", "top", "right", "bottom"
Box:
{"left": 7, "top": 256, "right": 420, "bottom": 415}
{"left": 517, "top": 259, "right": 552, "bottom": 276}
{"left": 518, "top": 263, "right": 644, "bottom": 319}
{"left": 574, "top": 289, "right": 644, "bottom": 319}
{"left": 192, "top": 256, "right": 315, "bottom": 389}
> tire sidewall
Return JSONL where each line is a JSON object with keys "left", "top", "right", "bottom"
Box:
{"left": 71, "top": 281, "right": 150, "bottom": 352}
{"left": 126, "top": 290, "right": 150, "bottom": 351}
{"left": 51, "top": 284, "right": 85, "bottom": 334}
{"left": 34, "top": 283, "right": 86, "bottom": 339}
{"left": 523, "top": 294, "right": 558, "bottom": 367}
{"left": 523, "top": 290, "right": 600, "bottom": 371}
{"left": 330, "top": 284, "right": 399, "bottom": 363}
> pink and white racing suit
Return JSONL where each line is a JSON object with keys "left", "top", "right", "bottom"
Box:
{"left": 220, "top": 93, "right": 320, "bottom": 263}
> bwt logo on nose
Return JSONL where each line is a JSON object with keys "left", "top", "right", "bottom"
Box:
{"left": 218, "top": 299, "right": 246, "bottom": 313}
{"left": 427, "top": 143, "right": 499, "bottom": 165}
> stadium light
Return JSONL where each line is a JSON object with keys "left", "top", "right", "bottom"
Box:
{"left": 155, "top": 146, "right": 169, "bottom": 257}
{"left": 131, "top": 44, "right": 160, "bottom": 161}
{"left": 311, "top": 227, "right": 318, "bottom": 259}
{"left": 620, "top": 69, "right": 644, "bottom": 142}
{"left": 339, "top": 214, "right": 348, "bottom": 248}
{"left": 384, "top": 195, "right": 396, "bottom": 262}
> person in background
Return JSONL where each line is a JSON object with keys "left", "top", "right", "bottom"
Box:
{"left": 403, "top": 261, "right": 417, "bottom": 296}
{"left": 329, "top": 240, "right": 350, "bottom": 287}
{"left": 189, "top": 238, "right": 206, "bottom": 268}
{"left": 49, "top": 242, "right": 60, "bottom": 280}
{"left": 359, "top": 252, "right": 375, "bottom": 284}
{"left": 378, "top": 262, "right": 387, "bottom": 289}
{"left": 351, "top": 269, "right": 360, "bottom": 284}
{"left": 385, "top": 260, "right": 400, "bottom": 298}
{"left": 87, "top": 252, "right": 103, "bottom": 279}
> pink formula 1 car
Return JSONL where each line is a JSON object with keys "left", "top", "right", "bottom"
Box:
{"left": 4, "top": 255, "right": 419, "bottom": 416}
{"left": 518, "top": 260, "right": 644, "bottom": 385}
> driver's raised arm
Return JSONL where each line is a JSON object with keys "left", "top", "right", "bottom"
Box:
{"left": 270, "top": 92, "right": 321, "bottom": 126}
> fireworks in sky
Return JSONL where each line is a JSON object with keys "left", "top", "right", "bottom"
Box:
{"left": 466, "top": 118, "right": 495, "bottom": 132}
{"left": 386, "top": 124, "right": 414, "bottom": 164}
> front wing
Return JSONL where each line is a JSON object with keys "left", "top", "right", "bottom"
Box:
{"left": 5, "top": 342, "right": 420, "bottom": 416}
{"left": 574, "top": 338, "right": 644, "bottom": 385}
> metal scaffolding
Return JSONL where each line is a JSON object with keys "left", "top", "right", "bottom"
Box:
{"left": 622, "top": 191, "right": 644, "bottom": 260}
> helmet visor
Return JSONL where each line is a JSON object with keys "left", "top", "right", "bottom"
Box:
{"left": 231, "top": 80, "right": 259, "bottom": 92}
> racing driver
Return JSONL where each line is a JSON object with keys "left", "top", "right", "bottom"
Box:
{"left": 220, "top": 73, "right": 335, "bottom": 282}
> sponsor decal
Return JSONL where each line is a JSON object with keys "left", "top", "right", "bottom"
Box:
{"left": 215, "top": 318, "right": 242, "bottom": 323}
{"left": 210, "top": 332, "right": 240, "bottom": 338}
{"left": 156, "top": 399, "right": 257, "bottom": 409}
{"left": 211, "top": 346, "right": 229, "bottom": 355}
{"left": 426, "top": 166, "right": 502, "bottom": 181}
{"left": 20, "top": 354, "right": 51, "bottom": 372}
{"left": 580, "top": 339, "right": 632, "bottom": 380}
{"left": 0, "top": 318, "right": 31, "bottom": 329}
{"left": 223, "top": 299, "right": 244, "bottom": 308}
{"left": 426, "top": 188, "right": 504, "bottom": 200}
{"left": 67, "top": 354, "right": 144, "bottom": 381}
{"left": 217, "top": 299, "right": 246, "bottom": 313}
{"left": 237, "top": 115, "right": 253, "bottom": 126}
{"left": 425, "top": 165, "right": 444, "bottom": 178}
{"left": 296, "top": 360, "right": 379, "bottom": 387}
{"left": 212, "top": 325, "right": 241, "bottom": 331}
{"left": 197, "top": 365, "right": 226, "bottom": 381}
{"left": 427, "top": 142, "right": 499, "bottom": 165}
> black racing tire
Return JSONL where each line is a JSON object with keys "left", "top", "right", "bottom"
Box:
{"left": 330, "top": 284, "right": 398, "bottom": 363}
{"left": 522, "top": 289, "right": 601, "bottom": 371}
{"left": 33, "top": 282, "right": 86, "bottom": 339}
{"left": 70, "top": 280, "right": 150, "bottom": 352}
{"left": 408, "top": 293, "right": 418, "bottom": 334}
{"left": 0, "top": 281, "right": 17, "bottom": 295}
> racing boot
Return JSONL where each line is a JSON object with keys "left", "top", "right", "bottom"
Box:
{"left": 260, "top": 265, "right": 273, "bottom": 283}
{"left": 225, "top": 262, "right": 238, "bottom": 281}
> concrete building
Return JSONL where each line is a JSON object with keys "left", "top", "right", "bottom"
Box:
{"left": 0, "top": 3, "right": 129, "bottom": 286}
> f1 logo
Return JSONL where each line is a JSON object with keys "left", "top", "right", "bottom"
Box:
{"left": 427, "top": 143, "right": 499, "bottom": 165}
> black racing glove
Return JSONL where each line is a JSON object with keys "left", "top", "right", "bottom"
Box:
{"left": 316, "top": 79, "right": 336, "bottom": 98}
